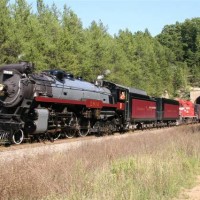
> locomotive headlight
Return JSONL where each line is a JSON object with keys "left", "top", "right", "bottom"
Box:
{"left": 0, "top": 84, "right": 4, "bottom": 91}
{"left": 0, "top": 84, "right": 5, "bottom": 96}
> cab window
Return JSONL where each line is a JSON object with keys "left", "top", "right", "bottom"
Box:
{"left": 119, "top": 91, "right": 126, "bottom": 101}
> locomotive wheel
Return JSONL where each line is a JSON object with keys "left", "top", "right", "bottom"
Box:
{"left": 108, "top": 119, "right": 117, "bottom": 134}
{"left": 63, "top": 129, "right": 76, "bottom": 139}
{"left": 62, "top": 113, "right": 78, "bottom": 138}
{"left": 104, "top": 121, "right": 114, "bottom": 135}
{"left": 11, "top": 129, "right": 24, "bottom": 145}
{"left": 78, "top": 119, "right": 90, "bottom": 137}
{"left": 52, "top": 132, "right": 61, "bottom": 141}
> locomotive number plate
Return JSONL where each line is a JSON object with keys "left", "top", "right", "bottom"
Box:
{"left": 3, "top": 70, "right": 13, "bottom": 75}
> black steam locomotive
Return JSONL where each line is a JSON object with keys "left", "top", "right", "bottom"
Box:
{"left": 0, "top": 61, "right": 180, "bottom": 145}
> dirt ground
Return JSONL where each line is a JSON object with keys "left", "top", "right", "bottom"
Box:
{"left": 177, "top": 176, "right": 200, "bottom": 200}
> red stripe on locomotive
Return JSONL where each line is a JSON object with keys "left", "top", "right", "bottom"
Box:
{"left": 85, "top": 99, "right": 103, "bottom": 108}
{"left": 117, "top": 102, "right": 125, "bottom": 110}
{"left": 34, "top": 96, "right": 121, "bottom": 109}
{"left": 35, "top": 96, "right": 85, "bottom": 106}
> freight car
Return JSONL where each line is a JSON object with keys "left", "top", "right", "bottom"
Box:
{"left": 0, "top": 61, "right": 197, "bottom": 145}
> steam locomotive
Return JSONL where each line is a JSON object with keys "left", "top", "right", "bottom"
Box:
{"left": 0, "top": 61, "right": 198, "bottom": 145}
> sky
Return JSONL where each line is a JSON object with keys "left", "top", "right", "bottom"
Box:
{"left": 10, "top": 0, "right": 200, "bottom": 36}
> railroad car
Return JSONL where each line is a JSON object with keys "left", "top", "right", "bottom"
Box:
{"left": 195, "top": 104, "right": 200, "bottom": 122}
{"left": 156, "top": 98, "right": 179, "bottom": 127}
{"left": 178, "top": 99, "right": 198, "bottom": 123}
{"left": 129, "top": 90, "right": 157, "bottom": 129}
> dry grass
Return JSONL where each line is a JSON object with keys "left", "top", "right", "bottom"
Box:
{"left": 0, "top": 125, "right": 200, "bottom": 200}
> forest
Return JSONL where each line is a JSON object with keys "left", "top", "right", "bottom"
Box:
{"left": 1, "top": 0, "right": 200, "bottom": 97}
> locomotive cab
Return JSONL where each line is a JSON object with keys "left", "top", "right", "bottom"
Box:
{"left": 102, "top": 81, "right": 130, "bottom": 129}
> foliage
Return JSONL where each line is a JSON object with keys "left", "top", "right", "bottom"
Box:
{"left": 157, "top": 18, "right": 200, "bottom": 88}
{"left": 1, "top": 1, "right": 200, "bottom": 96}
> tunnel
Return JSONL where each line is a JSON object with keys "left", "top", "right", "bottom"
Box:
{"left": 195, "top": 96, "right": 200, "bottom": 104}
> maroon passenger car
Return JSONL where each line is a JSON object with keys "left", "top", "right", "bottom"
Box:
{"left": 129, "top": 90, "right": 157, "bottom": 129}
{"left": 156, "top": 98, "right": 179, "bottom": 125}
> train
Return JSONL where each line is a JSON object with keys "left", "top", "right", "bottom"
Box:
{"left": 0, "top": 61, "right": 199, "bottom": 145}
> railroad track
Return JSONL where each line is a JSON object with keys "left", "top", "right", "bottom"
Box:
{"left": 0, "top": 124, "right": 200, "bottom": 154}
{"left": 0, "top": 134, "right": 98, "bottom": 152}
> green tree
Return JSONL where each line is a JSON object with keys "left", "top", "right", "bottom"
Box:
{"left": 58, "top": 5, "right": 84, "bottom": 75}
{"left": 82, "top": 21, "right": 114, "bottom": 80}
{"left": 0, "top": 0, "right": 20, "bottom": 63}
{"left": 157, "top": 18, "right": 200, "bottom": 88}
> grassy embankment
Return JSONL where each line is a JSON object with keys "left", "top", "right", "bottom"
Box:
{"left": 0, "top": 125, "right": 200, "bottom": 200}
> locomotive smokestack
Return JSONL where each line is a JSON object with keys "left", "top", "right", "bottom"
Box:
{"left": 95, "top": 75, "right": 104, "bottom": 87}
{"left": 0, "top": 61, "right": 35, "bottom": 75}
{"left": 0, "top": 84, "right": 6, "bottom": 97}
{"left": 95, "top": 69, "right": 111, "bottom": 87}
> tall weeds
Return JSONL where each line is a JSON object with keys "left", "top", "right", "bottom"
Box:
{"left": 0, "top": 125, "right": 200, "bottom": 200}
